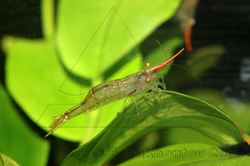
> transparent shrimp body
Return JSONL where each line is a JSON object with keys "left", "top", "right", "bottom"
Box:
{"left": 45, "top": 48, "right": 184, "bottom": 137}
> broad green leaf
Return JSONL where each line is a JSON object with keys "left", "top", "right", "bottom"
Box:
{"left": 56, "top": 0, "right": 182, "bottom": 84}
{"left": 161, "top": 127, "right": 224, "bottom": 147}
{"left": 185, "top": 45, "right": 226, "bottom": 76}
{"left": 120, "top": 143, "right": 250, "bottom": 166}
{"left": 4, "top": 37, "right": 87, "bottom": 141}
{"left": 41, "top": 0, "right": 54, "bottom": 39}
{"left": 62, "top": 91, "right": 246, "bottom": 165}
{"left": 187, "top": 88, "right": 250, "bottom": 134}
{"left": 0, "top": 83, "right": 49, "bottom": 166}
{"left": 0, "top": 153, "right": 20, "bottom": 166}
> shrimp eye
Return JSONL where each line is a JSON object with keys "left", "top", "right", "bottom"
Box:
{"left": 145, "top": 61, "right": 150, "bottom": 68}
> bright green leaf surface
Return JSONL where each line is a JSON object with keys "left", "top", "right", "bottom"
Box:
{"left": 120, "top": 143, "right": 250, "bottom": 166}
{"left": 5, "top": 38, "right": 88, "bottom": 141}
{"left": 57, "top": 0, "right": 182, "bottom": 82}
{"left": 0, "top": 83, "right": 49, "bottom": 166}
{"left": 62, "top": 91, "right": 244, "bottom": 165}
{"left": 0, "top": 153, "right": 20, "bottom": 166}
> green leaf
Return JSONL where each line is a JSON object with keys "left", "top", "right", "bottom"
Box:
{"left": 120, "top": 143, "right": 250, "bottom": 166}
{"left": 56, "top": 0, "right": 182, "bottom": 81}
{"left": 166, "top": 45, "right": 226, "bottom": 89}
{"left": 185, "top": 45, "right": 226, "bottom": 76}
{"left": 0, "top": 83, "right": 49, "bottom": 166}
{"left": 62, "top": 91, "right": 245, "bottom": 165}
{"left": 187, "top": 88, "right": 250, "bottom": 137}
{"left": 0, "top": 153, "right": 20, "bottom": 166}
{"left": 41, "top": 0, "right": 54, "bottom": 38}
{"left": 4, "top": 38, "right": 88, "bottom": 141}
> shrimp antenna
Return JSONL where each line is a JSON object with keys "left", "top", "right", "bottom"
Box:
{"left": 155, "top": 40, "right": 201, "bottom": 87}
{"left": 156, "top": 40, "right": 167, "bottom": 58}
{"left": 172, "top": 63, "right": 203, "bottom": 89}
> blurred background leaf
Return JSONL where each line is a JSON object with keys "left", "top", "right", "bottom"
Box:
{"left": 0, "top": 83, "right": 49, "bottom": 166}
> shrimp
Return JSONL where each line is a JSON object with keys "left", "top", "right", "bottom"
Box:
{"left": 45, "top": 48, "right": 184, "bottom": 137}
